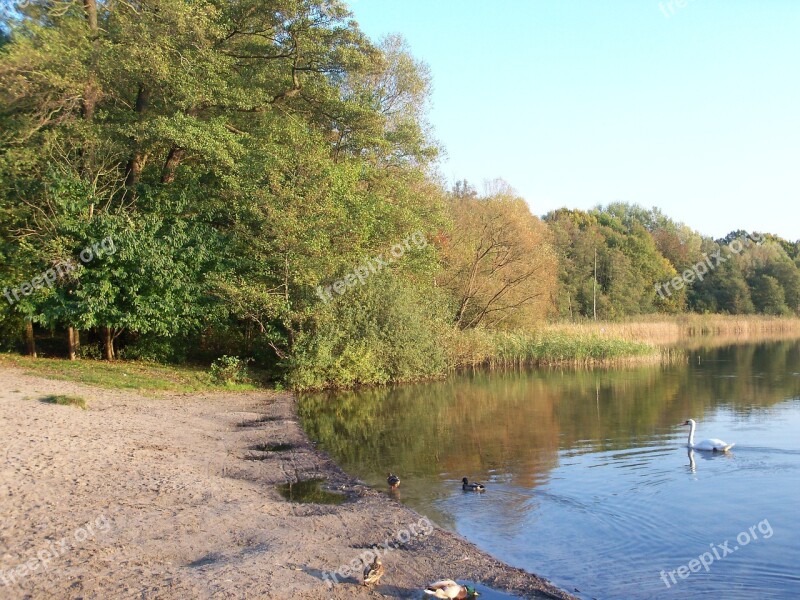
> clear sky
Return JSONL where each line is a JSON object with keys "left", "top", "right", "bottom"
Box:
{"left": 347, "top": 0, "right": 800, "bottom": 241}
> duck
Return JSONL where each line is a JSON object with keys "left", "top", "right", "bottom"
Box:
{"left": 424, "top": 580, "right": 479, "bottom": 598}
{"left": 682, "top": 419, "right": 735, "bottom": 452}
{"left": 461, "top": 477, "right": 485, "bottom": 492}
{"left": 362, "top": 555, "right": 384, "bottom": 586}
{"left": 387, "top": 472, "right": 400, "bottom": 489}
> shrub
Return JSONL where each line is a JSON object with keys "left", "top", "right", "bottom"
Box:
{"left": 286, "top": 275, "right": 450, "bottom": 390}
{"left": 209, "top": 355, "right": 252, "bottom": 385}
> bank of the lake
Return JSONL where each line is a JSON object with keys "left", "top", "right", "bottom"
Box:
{"left": 0, "top": 366, "right": 575, "bottom": 600}
{"left": 292, "top": 315, "right": 800, "bottom": 390}
{"left": 7, "top": 316, "right": 800, "bottom": 394}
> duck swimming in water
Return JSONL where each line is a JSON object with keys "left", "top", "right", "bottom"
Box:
{"left": 461, "top": 477, "right": 485, "bottom": 492}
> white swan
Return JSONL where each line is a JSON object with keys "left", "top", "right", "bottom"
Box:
{"left": 682, "top": 419, "right": 735, "bottom": 452}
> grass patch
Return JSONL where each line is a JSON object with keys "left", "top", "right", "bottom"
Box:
{"left": 0, "top": 353, "right": 262, "bottom": 394}
{"left": 40, "top": 394, "right": 87, "bottom": 409}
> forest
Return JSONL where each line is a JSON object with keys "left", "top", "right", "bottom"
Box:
{"left": 2, "top": 1, "right": 799, "bottom": 388}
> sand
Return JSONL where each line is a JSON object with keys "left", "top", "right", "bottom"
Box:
{"left": 0, "top": 367, "right": 576, "bottom": 599}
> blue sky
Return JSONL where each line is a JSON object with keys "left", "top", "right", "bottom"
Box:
{"left": 348, "top": 0, "right": 800, "bottom": 241}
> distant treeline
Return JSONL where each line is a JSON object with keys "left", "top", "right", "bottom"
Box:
{"left": 541, "top": 203, "right": 800, "bottom": 320}
{"left": 1, "top": 1, "right": 798, "bottom": 388}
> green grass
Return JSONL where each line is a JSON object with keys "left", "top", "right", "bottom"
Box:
{"left": 40, "top": 394, "right": 87, "bottom": 409}
{"left": 0, "top": 353, "right": 261, "bottom": 394}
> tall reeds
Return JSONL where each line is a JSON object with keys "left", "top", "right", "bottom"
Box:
{"left": 448, "top": 315, "right": 800, "bottom": 370}
{"left": 447, "top": 328, "right": 657, "bottom": 370}
{"left": 545, "top": 315, "right": 800, "bottom": 348}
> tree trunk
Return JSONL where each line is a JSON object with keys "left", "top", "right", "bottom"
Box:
{"left": 81, "top": 0, "right": 99, "bottom": 120}
{"left": 83, "top": 0, "right": 98, "bottom": 31}
{"left": 160, "top": 147, "right": 186, "bottom": 184}
{"left": 125, "top": 151, "right": 149, "bottom": 187}
{"left": 102, "top": 326, "right": 115, "bottom": 361}
{"left": 159, "top": 107, "right": 197, "bottom": 183}
{"left": 568, "top": 292, "right": 573, "bottom": 322}
{"left": 25, "top": 321, "right": 37, "bottom": 358}
{"left": 82, "top": 85, "right": 99, "bottom": 121}
{"left": 68, "top": 327, "right": 79, "bottom": 360}
{"left": 124, "top": 83, "right": 150, "bottom": 186}
{"left": 593, "top": 247, "right": 597, "bottom": 321}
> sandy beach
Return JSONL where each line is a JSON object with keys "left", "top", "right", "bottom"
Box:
{"left": 0, "top": 367, "right": 575, "bottom": 599}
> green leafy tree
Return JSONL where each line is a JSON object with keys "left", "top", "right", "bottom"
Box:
{"left": 0, "top": 0, "right": 447, "bottom": 382}
{"left": 750, "top": 274, "right": 790, "bottom": 315}
{"left": 544, "top": 205, "right": 681, "bottom": 319}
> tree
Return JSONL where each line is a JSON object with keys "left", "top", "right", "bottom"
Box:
{"left": 544, "top": 206, "right": 682, "bottom": 319}
{"left": 441, "top": 181, "right": 557, "bottom": 330}
{"left": 750, "top": 274, "right": 789, "bottom": 315}
{"left": 761, "top": 259, "right": 800, "bottom": 314}
{"left": 0, "top": 0, "right": 447, "bottom": 379}
{"left": 690, "top": 253, "right": 754, "bottom": 314}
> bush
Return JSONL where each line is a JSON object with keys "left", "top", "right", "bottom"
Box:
{"left": 209, "top": 355, "right": 252, "bottom": 385}
{"left": 0, "top": 311, "right": 23, "bottom": 352}
{"left": 286, "top": 275, "right": 450, "bottom": 390}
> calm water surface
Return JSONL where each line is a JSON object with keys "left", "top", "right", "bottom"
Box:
{"left": 299, "top": 341, "right": 800, "bottom": 599}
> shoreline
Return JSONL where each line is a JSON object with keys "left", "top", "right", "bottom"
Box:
{"left": 0, "top": 367, "right": 576, "bottom": 599}
{"left": 6, "top": 315, "right": 800, "bottom": 395}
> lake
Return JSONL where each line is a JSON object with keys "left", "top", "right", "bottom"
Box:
{"left": 299, "top": 341, "right": 800, "bottom": 599}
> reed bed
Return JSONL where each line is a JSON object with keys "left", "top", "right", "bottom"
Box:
{"left": 545, "top": 315, "right": 800, "bottom": 347}
{"left": 447, "top": 315, "right": 800, "bottom": 371}
{"left": 447, "top": 328, "right": 659, "bottom": 370}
